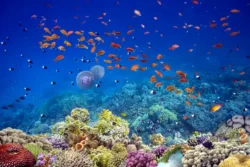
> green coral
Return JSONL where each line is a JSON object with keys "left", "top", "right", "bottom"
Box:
{"left": 225, "top": 128, "right": 240, "bottom": 140}
{"left": 89, "top": 143, "right": 127, "bottom": 167}
{"left": 95, "top": 109, "right": 129, "bottom": 136}
{"left": 70, "top": 108, "right": 89, "bottom": 124}
{"left": 149, "top": 105, "right": 177, "bottom": 122}
{"left": 160, "top": 145, "right": 182, "bottom": 163}
{"left": 89, "top": 146, "right": 113, "bottom": 167}
{"left": 23, "top": 143, "right": 48, "bottom": 159}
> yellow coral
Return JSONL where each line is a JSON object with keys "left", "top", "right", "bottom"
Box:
{"left": 71, "top": 108, "right": 89, "bottom": 124}
{"left": 89, "top": 146, "right": 113, "bottom": 167}
{"left": 149, "top": 133, "right": 165, "bottom": 146}
{"left": 219, "top": 154, "right": 250, "bottom": 167}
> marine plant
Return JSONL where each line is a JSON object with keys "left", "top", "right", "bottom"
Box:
{"left": 23, "top": 143, "right": 48, "bottom": 160}
{"left": 159, "top": 145, "right": 182, "bottom": 163}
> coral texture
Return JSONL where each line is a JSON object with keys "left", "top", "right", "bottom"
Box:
{"left": 0, "top": 143, "right": 36, "bottom": 167}
{"left": 126, "top": 151, "right": 158, "bottom": 167}
{"left": 0, "top": 128, "right": 52, "bottom": 151}
{"left": 23, "top": 143, "right": 48, "bottom": 159}
{"left": 218, "top": 154, "right": 250, "bottom": 167}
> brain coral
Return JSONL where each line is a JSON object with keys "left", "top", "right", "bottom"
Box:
{"left": 0, "top": 143, "right": 36, "bottom": 167}
{"left": 219, "top": 154, "right": 250, "bottom": 167}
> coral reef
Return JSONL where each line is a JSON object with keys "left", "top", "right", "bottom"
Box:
{"left": 151, "top": 145, "right": 168, "bottom": 158}
{"left": 126, "top": 150, "right": 158, "bottom": 167}
{"left": 23, "top": 143, "right": 48, "bottom": 159}
{"left": 47, "top": 135, "right": 69, "bottom": 150}
{"left": 160, "top": 145, "right": 182, "bottom": 163}
{"left": 182, "top": 141, "right": 250, "bottom": 167}
{"left": 0, "top": 143, "right": 36, "bottom": 167}
{"left": 0, "top": 128, "right": 52, "bottom": 151}
{"left": 218, "top": 154, "right": 250, "bottom": 167}
{"left": 149, "top": 133, "right": 165, "bottom": 146}
{"left": 53, "top": 149, "right": 94, "bottom": 167}
{"left": 36, "top": 153, "right": 56, "bottom": 167}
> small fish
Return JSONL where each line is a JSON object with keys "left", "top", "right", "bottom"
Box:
{"left": 130, "top": 64, "right": 139, "bottom": 71}
{"left": 155, "top": 70, "right": 163, "bottom": 77}
{"left": 230, "top": 9, "right": 240, "bottom": 13}
{"left": 8, "top": 104, "right": 14, "bottom": 108}
{"left": 210, "top": 104, "right": 222, "bottom": 112}
{"left": 150, "top": 90, "right": 156, "bottom": 94}
{"left": 54, "top": 55, "right": 64, "bottom": 62}
{"left": 24, "top": 87, "right": 31, "bottom": 91}
{"left": 134, "top": 9, "right": 142, "bottom": 16}
{"left": 230, "top": 31, "right": 240, "bottom": 36}
{"left": 213, "top": 43, "right": 223, "bottom": 48}
{"left": 121, "top": 113, "right": 126, "bottom": 117}
{"left": 96, "top": 50, "right": 105, "bottom": 56}
{"left": 2, "top": 106, "right": 8, "bottom": 110}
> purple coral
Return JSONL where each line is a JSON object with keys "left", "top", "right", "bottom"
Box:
{"left": 126, "top": 151, "right": 157, "bottom": 167}
{"left": 47, "top": 137, "right": 69, "bottom": 150}
{"left": 36, "top": 153, "right": 56, "bottom": 167}
{"left": 196, "top": 136, "right": 208, "bottom": 144}
{"left": 151, "top": 145, "right": 167, "bottom": 158}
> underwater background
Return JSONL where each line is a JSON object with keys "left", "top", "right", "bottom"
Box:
{"left": 1, "top": 0, "right": 250, "bottom": 167}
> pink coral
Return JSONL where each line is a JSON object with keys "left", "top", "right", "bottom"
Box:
{"left": 126, "top": 151, "right": 157, "bottom": 167}
{"left": 0, "top": 143, "right": 36, "bottom": 167}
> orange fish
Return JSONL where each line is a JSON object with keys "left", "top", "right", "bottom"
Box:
{"left": 75, "top": 31, "right": 83, "bottom": 35}
{"left": 140, "top": 67, "right": 148, "bottom": 71}
{"left": 185, "top": 88, "right": 193, "bottom": 93}
{"left": 230, "top": 9, "right": 240, "bottom": 13}
{"left": 126, "top": 47, "right": 135, "bottom": 52}
{"left": 179, "top": 78, "right": 188, "bottom": 82}
{"left": 198, "top": 91, "right": 201, "bottom": 97}
{"left": 43, "top": 35, "right": 53, "bottom": 41}
{"left": 220, "top": 17, "right": 228, "bottom": 21}
{"left": 185, "top": 101, "right": 191, "bottom": 106}
{"left": 213, "top": 43, "right": 223, "bottom": 48}
{"left": 110, "top": 42, "right": 121, "bottom": 48}
{"left": 50, "top": 42, "right": 56, "bottom": 49}
{"left": 114, "top": 57, "right": 121, "bottom": 62}
{"left": 121, "top": 66, "right": 127, "bottom": 70}
{"left": 169, "top": 44, "right": 179, "bottom": 51}
{"left": 58, "top": 46, "right": 66, "bottom": 51}
{"left": 89, "top": 32, "right": 97, "bottom": 36}
{"left": 155, "top": 82, "right": 162, "bottom": 87}
{"left": 240, "top": 72, "right": 245, "bottom": 75}
{"left": 192, "top": 0, "right": 199, "bottom": 5}
{"left": 183, "top": 115, "right": 189, "bottom": 120}
{"left": 209, "top": 23, "right": 217, "bottom": 28}
{"left": 230, "top": 31, "right": 240, "bottom": 36}
{"left": 210, "top": 104, "right": 222, "bottom": 112}
{"left": 140, "top": 59, "right": 148, "bottom": 63}
{"left": 78, "top": 36, "right": 85, "bottom": 42}
{"left": 60, "top": 29, "right": 68, "bottom": 36}
{"left": 108, "top": 54, "right": 116, "bottom": 58}
{"left": 128, "top": 56, "right": 138, "bottom": 60}
{"left": 176, "top": 71, "right": 187, "bottom": 78}
{"left": 156, "top": 54, "right": 163, "bottom": 60}
{"left": 192, "top": 95, "right": 197, "bottom": 99}
{"left": 96, "top": 50, "right": 105, "bottom": 56}
{"left": 222, "top": 23, "right": 228, "bottom": 27}
{"left": 104, "top": 60, "right": 112, "bottom": 64}
{"left": 101, "top": 21, "right": 108, "bottom": 26}
{"left": 40, "top": 43, "right": 50, "bottom": 49}
{"left": 51, "top": 34, "right": 60, "bottom": 39}
{"left": 127, "top": 29, "right": 134, "bottom": 35}
{"left": 151, "top": 63, "right": 158, "bottom": 67}
{"left": 175, "top": 89, "right": 182, "bottom": 94}
{"left": 64, "top": 40, "right": 72, "bottom": 47}
{"left": 115, "top": 64, "right": 121, "bottom": 69}
{"left": 91, "top": 45, "right": 96, "bottom": 53}
{"left": 166, "top": 85, "right": 176, "bottom": 92}
{"left": 107, "top": 66, "right": 113, "bottom": 70}
{"left": 150, "top": 75, "right": 156, "bottom": 83}
{"left": 76, "top": 44, "right": 88, "bottom": 49}
{"left": 130, "top": 64, "right": 139, "bottom": 71}
{"left": 155, "top": 70, "right": 163, "bottom": 78}
{"left": 54, "top": 55, "right": 64, "bottom": 62}
{"left": 44, "top": 27, "right": 51, "bottom": 34}
{"left": 163, "top": 64, "right": 171, "bottom": 71}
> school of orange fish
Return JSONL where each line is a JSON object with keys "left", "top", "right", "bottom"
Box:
{"left": 33, "top": 0, "right": 246, "bottom": 120}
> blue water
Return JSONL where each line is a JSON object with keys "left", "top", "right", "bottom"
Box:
{"left": 0, "top": 0, "right": 250, "bottom": 132}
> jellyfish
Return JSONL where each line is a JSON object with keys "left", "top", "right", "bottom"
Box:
{"left": 76, "top": 71, "right": 95, "bottom": 90}
{"left": 90, "top": 65, "right": 105, "bottom": 80}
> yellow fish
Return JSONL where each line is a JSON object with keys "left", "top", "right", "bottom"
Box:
{"left": 121, "top": 113, "right": 126, "bottom": 117}
{"left": 210, "top": 104, "right": 222, "bottom": 112}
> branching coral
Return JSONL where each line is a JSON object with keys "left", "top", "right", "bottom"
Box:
{"left": 148, "top": 105, "right": 177, "bottom": 122}
{"left": 149, "top": 133, "right": 165, "bottom": 146}
{"left": 53, "top": 149, "right": 94, "bottom": 167}
{"left": 126, "top": 150, "right": 158, "bottom": 167}
{"left": 35, "top": 153, "right": 56, "bottom": 167}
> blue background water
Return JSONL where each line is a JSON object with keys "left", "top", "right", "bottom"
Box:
{"left": 0, "top": 0, "right": 250, "bottom": 129}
